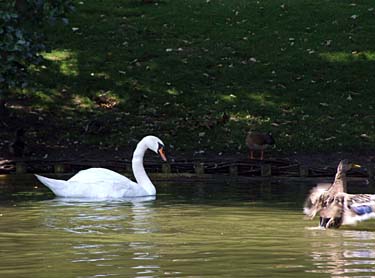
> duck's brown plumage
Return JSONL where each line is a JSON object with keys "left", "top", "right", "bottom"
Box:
{"left": 313, "top": 192, "right": 375, "bottom": 228}
{"left": 303, "top": 160, "right": 374, "bottom": 228}
{"left": 245, "top": 131, "right": 275, "bottom": 160}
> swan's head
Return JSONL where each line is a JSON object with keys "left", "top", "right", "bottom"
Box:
{"left": 142, "top": 135, "right": 167, "bottom": 161}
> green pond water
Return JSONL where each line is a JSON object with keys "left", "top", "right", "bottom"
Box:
{"left": 1, "top": 179, "right": 375, "bottom": 278}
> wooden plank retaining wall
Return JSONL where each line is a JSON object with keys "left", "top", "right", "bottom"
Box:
{"left": 1, "top": 159, "right": 373, "bottom": 180}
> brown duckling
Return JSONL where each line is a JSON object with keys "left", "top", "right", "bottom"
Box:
{"left": 245, "top": 131, "right": 275, "bottom": 160}
{"left": 303, "top": 159, "right": 369, "bottom": 229}
{"left": 9, "top": 128, "right": 25, "bottom": 157}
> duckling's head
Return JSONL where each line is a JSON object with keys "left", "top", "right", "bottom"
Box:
{"left": 319, "top": 194, "right": 345, "bottom": 228}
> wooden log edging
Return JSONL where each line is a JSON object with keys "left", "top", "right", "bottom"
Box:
{"left": 0, "top": 173, "right": 370, "bottom": 190}
{"left": 0, "top": 159, "right": 372, "bottom": 180}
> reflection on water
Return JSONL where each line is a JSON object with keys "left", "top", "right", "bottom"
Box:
{"left": 0, "top": 181, "right": 375, "bottom": 277}
{"left": 44, "top": 196, "right": 156, "bottom": 235}
{"left": 42, "top": 196, "right": 161, "bottom": 278}
{"left": 307, "top": 229, "right": 375, "bottom": 278}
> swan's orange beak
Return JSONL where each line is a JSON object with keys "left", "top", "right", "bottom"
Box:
{"left": 158, "top": 147, "right": 167, "bottom": 161}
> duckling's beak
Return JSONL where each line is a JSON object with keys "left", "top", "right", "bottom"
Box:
{"left": 158, "top": 147, "right": 167, "bottom": 161}
{"left": 352, "top": 164, "right": 361, "bottom": 168}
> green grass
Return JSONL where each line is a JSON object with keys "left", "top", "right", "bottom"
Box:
{"left": 9, "top": 0, "right": 375, "bottom": 155}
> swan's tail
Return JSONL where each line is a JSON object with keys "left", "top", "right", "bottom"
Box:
{"left": 34, "top": 174, "right": 68, "bottom": 196}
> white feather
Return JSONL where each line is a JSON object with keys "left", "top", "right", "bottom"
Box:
{"left": 343, "top": 212, "right": 375, "bottom": 225}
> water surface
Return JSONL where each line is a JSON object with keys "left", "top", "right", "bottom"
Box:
{"left": 1, "top": 180, "right": 375, "bottom": 277}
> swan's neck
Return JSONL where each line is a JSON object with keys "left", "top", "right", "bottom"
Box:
{"left": 132, "top": 142, "right": 155, "bottom": 195}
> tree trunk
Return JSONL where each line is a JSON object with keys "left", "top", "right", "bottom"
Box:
{"left": 0, "top": 91, "right": 7, "bottom": 117}
{"left": 0, "top": 99, "right": 6, "bottom": 116}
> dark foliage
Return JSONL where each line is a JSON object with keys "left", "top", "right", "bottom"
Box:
{"left": 0, "top": 0, "right": 74, "bottom": 114}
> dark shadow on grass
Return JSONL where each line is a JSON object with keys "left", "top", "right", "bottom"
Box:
{"left": 2, "top": 0, "right": 375, "bottom": 161}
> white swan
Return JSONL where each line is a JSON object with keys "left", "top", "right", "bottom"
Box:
{"left": 35, "top": 135, "right": 167, "bottom": 199}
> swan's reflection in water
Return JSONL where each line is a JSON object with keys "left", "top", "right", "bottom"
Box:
{"left": 42, "top": 196, "right": 160, "bottom": 277}
{"left": 307, "top": 228, "right": 375, "bottom": 277}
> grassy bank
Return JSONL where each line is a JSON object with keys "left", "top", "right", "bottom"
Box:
{"left": 3, "top": 0, "right": 375, "bottom": 158}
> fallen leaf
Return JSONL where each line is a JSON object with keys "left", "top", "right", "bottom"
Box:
{"left": 323, "top": 136, "right": 336, "bottom": 141}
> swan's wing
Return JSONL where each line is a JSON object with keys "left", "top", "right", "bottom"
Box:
{"left": 342, "top": 194, "right": 375, "bottom": 225}
{"left": 68, "top": 168, "right": 148, "bottom": 197}
{"left": 68, "top": 168, "right": 131, "bottom": 183}
{"left": 35, "top": 174, "right": 87, "bottom": 197}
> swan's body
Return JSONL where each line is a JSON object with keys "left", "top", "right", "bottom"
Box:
{"left": 35, "top": 168, "right": 143, "bottom": 198}
{"left": 35, "top": 136, "right": 166, "bottom": 199}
